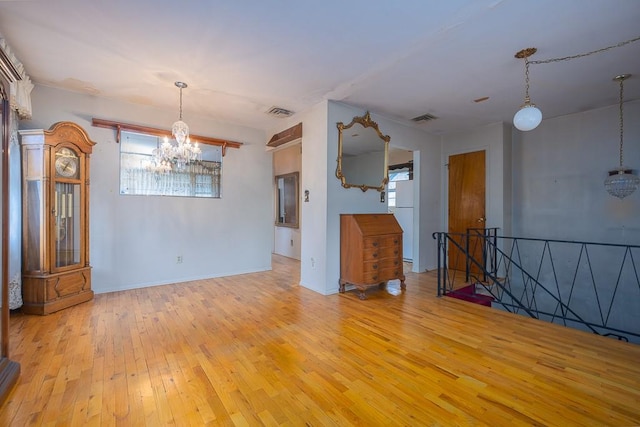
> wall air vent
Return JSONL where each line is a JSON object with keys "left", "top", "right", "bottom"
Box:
{"left": 267, "top": 106, "right": 295, "bottom": 117}
{"left": 411, "top": 113, "right": 438, "bottom": 123}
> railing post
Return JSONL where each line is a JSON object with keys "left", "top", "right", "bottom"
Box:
{"left": 465, "top": 229, "right": 470, "bottom": 283}
{"left": 481, "top": 229, "right": 487, "bottom": 283}
{"left": 436, "top": 232, "right": 442, "bottom": 297}
{"left": 491, "top": 228, "right": 497, "bottom": 276}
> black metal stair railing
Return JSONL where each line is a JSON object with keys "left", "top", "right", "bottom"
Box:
{"left": 433, "top": 230, "right": 640, "bottom": 343}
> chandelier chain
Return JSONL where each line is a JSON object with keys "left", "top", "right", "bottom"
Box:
{"left": 179, "top": 86, "right": 184, "bottom": 120}
{"left": 524, "top": 57, "right": 531, "bottom": 100}
{"left": 619, "top": 77, "right": 624, "bottom": 168}
{"left": 529, "top": 36, "right": 640, "bottom": 65}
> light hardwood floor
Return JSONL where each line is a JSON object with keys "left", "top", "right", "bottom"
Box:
{"left": 1, "top": 255, "right": 639, "bottom": 426}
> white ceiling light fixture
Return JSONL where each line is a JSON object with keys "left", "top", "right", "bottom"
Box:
{"left": 512, "top": 36, "right": 640, "bottom": 133}
{"left": 604, "top": 74, "right": 639, "bottom": 199}
{"left": 151, "top": 81, "right": 201, "bottom": 171}
{"left": 513, "top": 47, "right": 542, "bottom": 132}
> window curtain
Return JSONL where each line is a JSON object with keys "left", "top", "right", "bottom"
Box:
{"left": 0, "top": 38, "right": 34, "bottom": 119}
{"left": 1, "top": 37, "right": 30, "bottom": 309}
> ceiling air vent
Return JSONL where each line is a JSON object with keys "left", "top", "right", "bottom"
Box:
{"left": 267, "top": 106, "right": 295, "bottom": 117}
{"left": 411, "top": 113, "right": 438, "bottom": 123}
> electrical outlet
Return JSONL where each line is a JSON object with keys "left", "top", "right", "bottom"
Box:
{"left": 177, "top": 255, "right": 183, "bottom": 264}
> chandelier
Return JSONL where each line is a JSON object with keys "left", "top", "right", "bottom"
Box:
{"left": 150, "top": 81, "right": 201, "bottom": 171}
{"left": 604, "top": 74, "right": 639, "bottom": 199}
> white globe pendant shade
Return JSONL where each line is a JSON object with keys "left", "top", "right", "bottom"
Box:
{"left": 513, "top": 104, "right": 542, "bottom": 131}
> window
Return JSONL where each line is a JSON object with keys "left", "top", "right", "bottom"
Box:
{"left": 387, "top": 170, "right": 410, "bottom": 207}
{"left": 119, "top": 130, "right": 222, "bottom": 198}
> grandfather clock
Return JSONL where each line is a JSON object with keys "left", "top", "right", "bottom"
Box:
{"left": 20, "top": 121, "right": 95, "bottom": 315}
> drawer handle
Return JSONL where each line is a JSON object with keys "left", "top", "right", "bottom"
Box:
{"left": 373, "top": 264, "right": 378, "bottom": 269}
{"left": 372, "top": 275, "right": 378, "bottom": 280}
{"left": 394, "top": 260, "right": 399, "bottom": 266}
{"left": 373, "top": 253, "right": 378, "bottom": 258}
{"left": 394, "top": 250, "right": 399, "bottom": 255}
{"left": 394, "top": 270, "right": 399, "bottom": 275}
{"left": 394, "top": 239, "right": 398, "bottom": 244}
{"left": 372, "top": 242, "right": 378, "bottom": 247}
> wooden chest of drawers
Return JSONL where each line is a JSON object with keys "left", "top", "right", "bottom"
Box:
{"left": 339, "top": 213, "right": 406, "bottom": 299}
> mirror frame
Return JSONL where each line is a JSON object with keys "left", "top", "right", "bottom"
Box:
{"left": 336, "top": 111, "right": 390, "bottom": 192}
{"left": 275, "top": 172, "right": 299, "bottom": 228}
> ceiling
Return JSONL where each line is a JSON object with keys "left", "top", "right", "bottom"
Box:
{"left": 1, "top": 0, "right": 639, "bottom": 136}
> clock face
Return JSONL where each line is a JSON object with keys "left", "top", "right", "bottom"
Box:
{"left": 55, "top": 147, "right": 79, "bottom": 178}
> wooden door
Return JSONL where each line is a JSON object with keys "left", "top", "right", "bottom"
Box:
{"left": 448, "top": 150, "right": 486, "bottom": 274}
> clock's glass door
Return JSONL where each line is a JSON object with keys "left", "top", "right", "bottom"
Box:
{"left": 54, "top": 183, "right": 81, "bottom": 267}
{"left": 54, "top": 146, "right": 82, "bottom": 269}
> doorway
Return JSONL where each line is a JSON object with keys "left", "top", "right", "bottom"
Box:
{"left": 448, "top": 150, "right": 486, "bottom": 274}
{"left": 387, "top": 149, "right": 413, "bottom": 262}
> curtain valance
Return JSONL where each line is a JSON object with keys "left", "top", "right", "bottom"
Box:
{"left": 0, "top": 38, "right": 33, "bottom": 119}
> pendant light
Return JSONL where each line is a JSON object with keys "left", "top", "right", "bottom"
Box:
{"left": 511, "top": 37, "right": 640, "bottom": 133}
{"left": 513, "top": 47, "right": 542, "bottom": 131}
{"left": 604, "top": 74, "right": 640, "bottom": 199}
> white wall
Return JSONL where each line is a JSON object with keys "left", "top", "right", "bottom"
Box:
{"left": 24, "top": 85, "right": 273, "bottom": 294}
{"left": 298, "top": 101, "right": 330, "bottom": 293}
{"left": 514, "top": 100, "right": 640, "bottom": 244}
{"left": 403, "top": 144, "right": 441, "bottom": 272}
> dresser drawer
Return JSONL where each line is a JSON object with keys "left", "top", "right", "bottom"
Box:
{"left": 363, "top": 260, "right": 380, "bottom": 272}
{"left": 363, "top": 237, "right": 381, "bottom": 251}
{"left": 362, "top": 256, "right": 402, "bottom": 271}
{"left": 362, "top": 270, "right": 383, "bottom": 283}
{"left": 379, "top": 235, "right": 401, "bottom": 248}
{"left": 362, "top": 267, "right": 402, "bottom": 283}
{"left": 363, "top": 246, "right": 380, "bottom": 261}
{"left": 378, "top": 245, "right": 401, "bottom": 260}
{"left": 363, "top": 235, "right": 400, "bottom": 260}
{"left": 380, "top": 258, "right": 402, "bottom": 269}
{"left": 363, "top": 235, "right": 400, "bottom": 249}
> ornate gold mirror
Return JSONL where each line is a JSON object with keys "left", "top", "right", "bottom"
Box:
{"left": 336, "top": 111, "right": 389, "bottom": 192}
